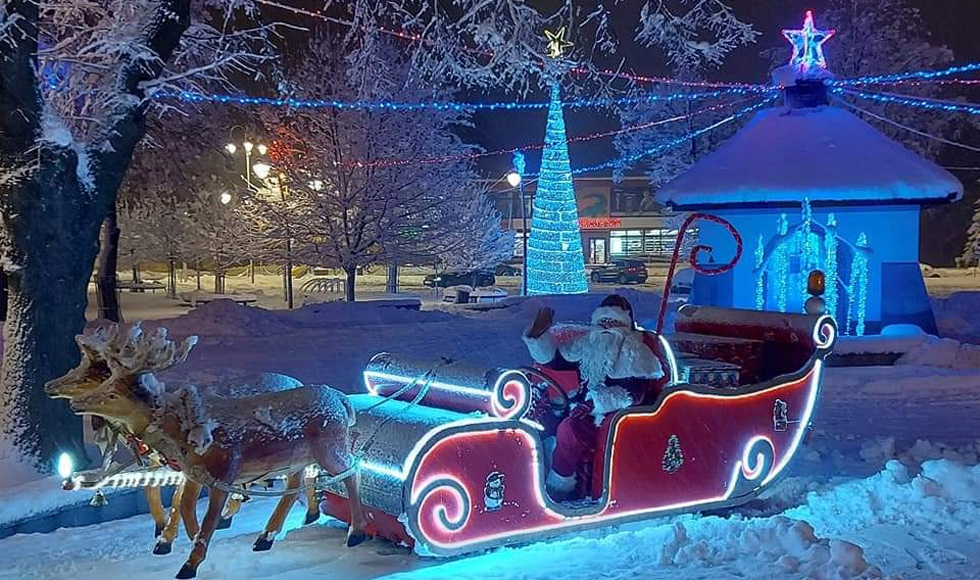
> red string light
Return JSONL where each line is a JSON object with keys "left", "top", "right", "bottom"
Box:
{"left": 253, "top": 0, "right": 762, "bottom": 90}
{"left": 341, "top": 97, "right": 755, "bottom": 169}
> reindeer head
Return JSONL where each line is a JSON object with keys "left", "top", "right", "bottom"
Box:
{"left": 68, "top": 325, "right": 198, "bottom": 433}
{"left": 45, "top": 325, "right": 124, "bottom": 399}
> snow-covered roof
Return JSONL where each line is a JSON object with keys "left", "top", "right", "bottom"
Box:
{"left": 657, "top": 104, "right": 963, "bottom": 208}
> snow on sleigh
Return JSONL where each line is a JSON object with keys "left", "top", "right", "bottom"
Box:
{"left": 320, "top": 305, "right": 837, "bottom": 557}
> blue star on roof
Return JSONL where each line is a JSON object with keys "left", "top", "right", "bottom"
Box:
{"left": 782, "top": 11, "right": 835, "bottom": 77}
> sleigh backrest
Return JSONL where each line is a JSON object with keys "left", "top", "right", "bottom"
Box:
{"left": 672, "top": 305, "right": 821, "bottom": 384}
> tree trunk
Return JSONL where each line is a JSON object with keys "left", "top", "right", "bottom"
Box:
{"left": 1, "top": 169, "right": 100, "bottom": 471}
{"left": 344, "top": 267, "right": 357, "bottom": 302}
{"left": 95, "top": 207, "right": 123, "bottom": 322}
{"left": 167, "top": 257, "right": 177, "bottom": 299}
{"left": 386, "top": 261, "right": 398, "bottom": 294}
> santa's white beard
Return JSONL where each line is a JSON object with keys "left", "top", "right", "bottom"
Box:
{"left": 579, "top": 327, "right": 627, "bottom": 389}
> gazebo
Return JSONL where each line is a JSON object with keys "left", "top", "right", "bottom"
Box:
{"left": 657, "top": 16, "right": 962, "bottom": 335}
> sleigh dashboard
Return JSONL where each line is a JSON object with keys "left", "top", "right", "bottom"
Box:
{"left": 319, "top": 306, "right": 837, "bottom": 556}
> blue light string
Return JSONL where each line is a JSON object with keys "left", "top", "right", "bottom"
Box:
{"left": 833, "top": 62, "right": 980, "bottom": 86}
{"left": 833, "top": 88, "right": 980, "bottom": 115}
{"left": 549, "top": 96, "right": 776, "bottom": 176}
{"left": 152, "top": 86, "right": 775, "bottom": 112}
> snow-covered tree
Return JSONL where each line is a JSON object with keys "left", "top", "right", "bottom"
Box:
{"left": 0, "top": 1, "right": 277, "bottom": 470}
{"left": 612, "top": 0, "right": 759, "bottom": 188}
{"left": 962, "top": 198, "right": 980, "bottom": 268}
{"left": 261, "top": 36, "right": 493, "bottom": 301}
{"left": 437, "top": 194, "right": 515, "bottom": 273}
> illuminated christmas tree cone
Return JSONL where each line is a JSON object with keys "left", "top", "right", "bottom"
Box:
{"left": 526, "top": 83, "right": 588, "bottom": 295}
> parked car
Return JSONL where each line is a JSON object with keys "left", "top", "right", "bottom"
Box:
{"left": 423, "top": 270, "right": 496, "bottom": 288}
{"left": 495, "top": 263, "right": 522, "bottom": 277}
{"left": 589, "top": 260, "right": 649, "bottom": 285}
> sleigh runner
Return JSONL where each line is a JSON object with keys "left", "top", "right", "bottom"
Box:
{"left": 317, "top": 305, "right": 836, "bottom": 556}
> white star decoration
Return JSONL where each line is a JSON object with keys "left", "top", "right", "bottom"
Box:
{"left": 544, "top": 27, "right": 573, "bottom": 59}
{"left": 782, "top": 11, "right": 835, "bottom": 76}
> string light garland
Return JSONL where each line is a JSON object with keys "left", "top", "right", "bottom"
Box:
{"left": 342, "top": 97, "right": 758, "bottom": 168}
{"left": 560, "top": 96, "right": 776, "bottom": 176}
{"left": 252, "top": 0, "right": 764, "bottom": 90}
{"left": 833, "top": 62, "right": 980, "bottom": 86}
{"left": 833, "top": 88, "right": 980, "bottom": 115}
{"left": 153, "top": 86, "right": 773, "bottom": 113}
{"left": 833, "top": 97, "right": 980, "bottom": 153}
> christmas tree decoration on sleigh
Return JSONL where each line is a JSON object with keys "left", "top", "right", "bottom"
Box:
{"left": 45, "top": 212, "right": 836, "bottom": 574}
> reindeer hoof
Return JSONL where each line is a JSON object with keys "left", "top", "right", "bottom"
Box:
{"left": 346, "top": 529, "right": 368, "bottom": 548}
{"left": 303, "top": 511, "right": 319, "bottom": 526}
{"left": 153, "top": 541, "right": 172, "bottom": 555}
{"left": 175, "top": 564, "right": 197, "bottom": 579}
{"left": 216, "top": 517, "right": 233, "bottom": 530}
{"left": 154, "top": 523, "right": 164, "bottom": 538}
{"left": 252, "top": 537, "right": 274, "bottom": 552}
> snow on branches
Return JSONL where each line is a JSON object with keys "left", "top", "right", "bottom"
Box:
{"left": 258, "top": 35, "right": 508, "bottom": 299}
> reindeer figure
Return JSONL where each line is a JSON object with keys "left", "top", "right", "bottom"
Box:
{"left": 45, "top": 325, "right": 322, "bottom": 556}
{"left": 70, "top": 326, "right": 368, "bottom": 579}
{"left": 44, "top": 325, "right": 172, "bottom": 537}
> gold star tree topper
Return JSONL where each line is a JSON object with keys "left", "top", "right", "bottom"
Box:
{"left": 544, "top": 27, "right": 573, "bottom": 58}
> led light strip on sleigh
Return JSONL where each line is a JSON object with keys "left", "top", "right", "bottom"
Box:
{"left": 404, "top": 318, "right": 835, "bottom": 555}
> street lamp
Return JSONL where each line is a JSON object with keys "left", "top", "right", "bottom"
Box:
{"left": 252, "top": 162, "right": 271, "bottom": 180}
{"left": 219, "top": 192, "right": 233, "bottom": 205}
{"left": 511, "top": 151, "right": 528, "bottom": 296}
{"left": 225, "top": 130, "right": 267, "bottom": 189}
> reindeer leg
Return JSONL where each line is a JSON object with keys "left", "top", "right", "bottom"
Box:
{"left": 341, "top": 471, "right": 369, "bottom": 547}
{"left": 253, "top": 473, "right": 302, "bottom": 552}
{"left": 176, "top": 486, "right": 228, "bottom": 580}
{"left": 179, "top": 480, "right": 202, "bottom": 540}
{"left": 314, "top": 447, "right": 368, "bottom": 548}
{"left": 303, "top": 475, "right": 320, "bottom": 526}
{"left": 217, "top": 496, "right": 242, "bottom": 530}
{"left": 153, "top": 483, "right": 186, "bottom": 555}
{"left": 145, "top": 486, "right": 167, "bottom": 537}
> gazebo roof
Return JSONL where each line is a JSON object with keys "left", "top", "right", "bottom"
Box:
{"left": 657, "top": 104, "right": 963, "bottom": 208}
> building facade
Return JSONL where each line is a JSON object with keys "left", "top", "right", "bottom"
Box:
{"left": 493, "top": 176, "right": 685, "bottom": 265}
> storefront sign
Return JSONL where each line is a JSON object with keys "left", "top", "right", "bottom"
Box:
{"left": 579, "top": 217, "right": 622, "bottom": 230}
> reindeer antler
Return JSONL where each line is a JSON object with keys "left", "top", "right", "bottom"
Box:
{"left": 102, "top": 322, "right": 199, "bottom": 379}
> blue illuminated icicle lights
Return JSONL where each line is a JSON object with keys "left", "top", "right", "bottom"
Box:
{"left": 833, "top": 62, "right": 980, "bottom": 86}
{"left": 152, "top": 86, "right": 775, "bottom": 112}
{"left": 526, "top": 84, "right": 588, "bottom": 296}
{"left": 833, "top": 88, "right": 980, "bottom": 115}
{"left": 824, "top": 214, "right": 839, "bottom": 322}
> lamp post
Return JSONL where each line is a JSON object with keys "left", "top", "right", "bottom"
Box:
{"left": 226, "top": 131, "right": 267, "bottom": 283}
{"left": 511, "top": 151, "right": 527, "bottom": 296}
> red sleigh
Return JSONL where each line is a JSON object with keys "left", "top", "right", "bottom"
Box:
{"left": 320, "top": 305, "right": 837, "bottom": 556}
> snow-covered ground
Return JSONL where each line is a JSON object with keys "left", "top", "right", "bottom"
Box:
{"left": 2, "top": 290, "right": 980, "bottom": 579}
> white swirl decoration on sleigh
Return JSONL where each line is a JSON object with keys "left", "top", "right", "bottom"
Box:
{"left": 490, "top": 370, "right": 532, "bottom": 420}
{"left": 413, "top": 476, "right": 472, "bottom": 534}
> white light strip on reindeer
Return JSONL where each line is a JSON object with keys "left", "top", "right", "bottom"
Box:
{"left": 77, "top": 468, "right": 187, "bottom": 490}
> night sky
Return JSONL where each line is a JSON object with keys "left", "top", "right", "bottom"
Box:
{"left": 467, "top": 0, "right": 980, "bottom": 178}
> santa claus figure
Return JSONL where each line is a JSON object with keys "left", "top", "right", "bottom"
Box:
{"left": 523, "top": 294, "right": 664, "bottom": 499}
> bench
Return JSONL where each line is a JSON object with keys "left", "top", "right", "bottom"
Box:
{"left": 179, "top": 292, "right": 258, "bottom": 307}
{"left": 117, "top": 280, "right": 166, "bottom": 293}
